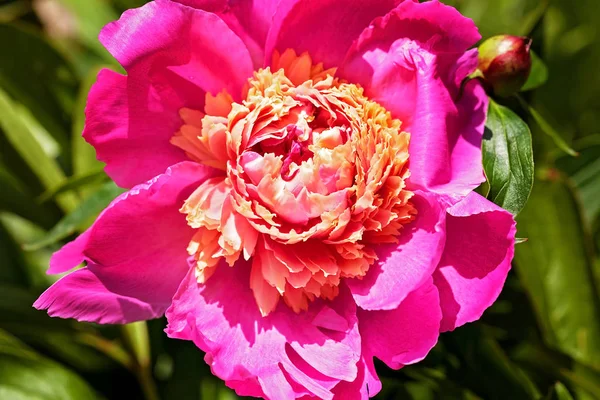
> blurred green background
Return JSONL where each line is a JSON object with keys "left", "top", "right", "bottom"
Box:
{"left": 0, "top": 0, "right": 599, "bottom": 399}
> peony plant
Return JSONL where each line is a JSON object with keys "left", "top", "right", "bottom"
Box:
{"left": 35, "top": 0, "right": 516, "bottom": 398}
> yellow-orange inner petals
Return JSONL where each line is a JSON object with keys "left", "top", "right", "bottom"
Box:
{"left": 172, "top": 49, "right": 416, "bottom": 316}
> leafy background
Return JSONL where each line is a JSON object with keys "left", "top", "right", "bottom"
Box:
{"left": 0, "top": 0, "right": 599, "bottom": 399}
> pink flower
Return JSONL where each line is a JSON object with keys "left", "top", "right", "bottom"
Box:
{"left": 34, "top": 0, "right": 516, "bottom": 398}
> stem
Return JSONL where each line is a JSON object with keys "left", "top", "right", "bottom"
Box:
{"left": 515, "top": 94, "right": 579, "bottom": 157}
{"left": 121, "top": 322, "right": 161, "bottom": 400}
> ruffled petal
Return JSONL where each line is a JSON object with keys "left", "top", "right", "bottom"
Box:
{"left": 332, "top": 279, "right": 441, "bottom": 399}
{"left": 338, "top": 0, "right": 487, "bottom": 199}
{"left": 331, "top": 357, "right": 380, "bottom": 400}
{"left": 173, "top": 0, "right": 279, "bottom": 67}
{"left": 360, "top": 278, "right": 441, "bottom": 368}
{"left": 37, "top": 162, "right": 221, "bottom": 323}
{"left": 166, "top": 263, "right": 361, "bottom": 400}
{"left": 433, "top": 192, "right": 516, "bottom": 331}
{"left": 265, "top": 0, "right": 404, "bottom": 68}
{"left": 346, "top": 191, "right": 446, "bottom": 310}
{"left": 88, "top": 0, "right": 253, "bottom": 188}
{"left": 33, "top": 268, "right": 161, "bottom": 324}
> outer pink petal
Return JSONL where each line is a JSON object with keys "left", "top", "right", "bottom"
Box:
{"left": 166, "top": 263, "right": 361, "bottom": 400}
{"left": 173, "top": 0, "right": 279, "bottom": 67}
{"left": 88, "top": 0, "right": 253, "bottom": 188}
{"left": 333, "top": 279, "right": 441, "bottom": 399}
{"left": 35, "top": 162, "right": 221, "bottom": 323}
{"left": 338, "top": 0, "right": 487, "bottom": 199}
{"left": 433, "top": 192, "right": 516, "bottom": 332}
{"left": 346, "top": 191, "right": 446, "bottom": 310}
{"left": 265, "top": 0, "right": 407, "bottom": 68}
{"left": 33, "top": 268, "right": 162, "bottom": 324}
{"left": 331, "top": 357, "right": 380, "bottom": 400}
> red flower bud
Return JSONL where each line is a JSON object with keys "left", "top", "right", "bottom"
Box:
{"left": 477, "top": 35, "right": 532, "bottom": 97}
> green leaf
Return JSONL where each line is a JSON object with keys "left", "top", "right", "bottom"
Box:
{"left": 0, "top": 23, "right": 77, "bottom": 152}
{"left": 517, "top": 96, "right": 579, "bottom": 157}
{"left": 0, "top": 213, "right": 56, "bottom": 289}
{"left": 56, "top": 0, "right": 119, "bottom": 64}
{"left": 555, "top": 135, "right": 600, "bottom": 223}
{"left": 38, "top": 170, "right": 107, "bottom": 204}
{"left": 483, "top": 99, "right": 534, "bottom": 215}
{"left": 0, "top": 87, "right": 78, "bottom": 213}
{"left": 0, "top": 222, "right": 28, "bottom": 286}
{"left": 0, "top": 285, "right": 115, "bottom": 371}
{"left": 442, "top": 0, "right": 540, "bottom": 38}
{"left": 0, "top": 162, "right": 56, "bottom": 229}
{"left": 522, "top": 51, "right": 549, "bottom": 92}
{"left": 445, "top": 325, "right": 541, "bottom": 400}
{"left": 24, "top": 182, "right": 125, "bottom": 251}
{"left": 72, "top": 66, "right": 106, "bottom": 178}
{"left": 514, "top": 179, "right": 600, "bottom": 370}
{"left": 513, "top": 344, "right": 600, "bottom": 400}
{"left": 0, "top": 328, "right": 99, "bottom": 400}
{"left": 548, "top": 383, "right": 575, "bottom": 400}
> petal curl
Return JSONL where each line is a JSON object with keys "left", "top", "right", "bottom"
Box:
{"left": 166, "top": 262, "right": 361, "bottom": 399}
{"left": 433, "top": 192, "right": 516, "bottom": 331}
{"left": 332, "top": 279, "right": 441, "bottom": 399}
{"left": 33, "top": 268, "right": 161, "bottom": 324}
{"left": 338, "top": 0, "right": 487, "bottom": 199}
{"left": 88, "top": 0, "right": 253, "bottom": 188}
{"left": 265, "top": 0, "right": 405, "bottom": 68}
{"left": 173, "top": 0, "right": 279, "bottom": 67}
{"left": 36, "top": 162, "right": 221, "bottom": 323}
{"left": 346, "top": 191, "right": 446, "bottom": 310}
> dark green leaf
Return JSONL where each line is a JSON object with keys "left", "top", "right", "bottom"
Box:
{"left": 513, "top": 344, "right": 600, "bottom": 400}
{"left": 0, "top": 87, "right": 79, "bottom": 213}
{"left": 55, "top": 0, "right": 119, "bottom": 64}
{"left": 0, "top": 329, "right": 99, "bottom": 399}
{"left": 25, "top": 182, "right": 125, "bottom": 251}
{"left": 38, "top": 170, "right": 108, "bottom": 204}
{"left": 0, "top": 23, "right": 77, "bottom": 152}
{"left": 555, "top": 135, "right": 600, "bottom": 223}
{"left": 514, "top": 180, "right": 600, "bottom": 370}
{"left": 548, "top": 382, "right": 575, "bottom": 400}
{"left": 445, "top": 326, "right": 540, "bottom": 400}
{"left": 483, "top": 99, "right": 534, "bottom": 215}
{"left": 0, "top": 285, "right": 127, "bottom": 372}
{"left": 0, "top": 223, "right": 28, "bottom": 286}
{"left": 522, "top": 51, "right": 549, "bottom": 91}
{"left": 0, "top": 162, "right": 56, "bottom": 228}
{"left": 517, "top": 96, "right": 579, "bottom": 157}
{"left": 72, "top": 66, "right": 106, "bottom": 178}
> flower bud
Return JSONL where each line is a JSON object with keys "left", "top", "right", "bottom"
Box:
{"left": 477, "top": 35, "right": 532, "bottom": 97}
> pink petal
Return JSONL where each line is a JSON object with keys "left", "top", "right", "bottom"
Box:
{"left": 173, "top": 0, "right": 279, "bottom": 67}
{"left": 166, "top": 262, "right": 361, "bottom": 399}
{"left": 33, "top": 267, "right": 162, "bottom": 324}
{"left": 346, "top": 191, "right": 446, "bottom": 310}
{"left": 37, "top": 162, "right": 221, "bottom": 323}
{"left": 433, "top": 192, "right": 516, "bottom": 331}
{"left": 338, "top": 0, "right": 487, "bottom": 199}
{"left": 332, "top": 279, "right": 441, "bottom": 399}
{"left": 331, "top": 357, "right": 380, "bottom": 399}
{"left": 89, "top": 0, "right": 253, "bottom": 188}
{"left": 265, "top": 0, "right": 404, "bottom": 68}
{"left": 360, "top": 278, "right": 441, "bottom": 368}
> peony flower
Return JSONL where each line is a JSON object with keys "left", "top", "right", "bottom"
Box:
{"left": 34, "top": 0, "right": 516, "bottom": 398}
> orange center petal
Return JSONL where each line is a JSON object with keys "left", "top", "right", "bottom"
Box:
{"left": 172, "top": 49, "right": 416, "bottom": 316}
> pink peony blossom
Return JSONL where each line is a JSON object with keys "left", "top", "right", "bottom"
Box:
{"left": 34, "top": 0, "right": 516, "bottom": 398}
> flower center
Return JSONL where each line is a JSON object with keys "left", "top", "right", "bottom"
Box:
{"left": 171, "top": 49, "right": 416, "bottom": 316}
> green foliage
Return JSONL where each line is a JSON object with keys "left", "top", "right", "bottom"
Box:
{"left": 0, "top": 0, "right": 598, "bottom": 399}
{"left": 515, "top": 180, "right": 600, "bottom": 370}
{"left": 483, "top": 99, "right": 534, "bottom": 215}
